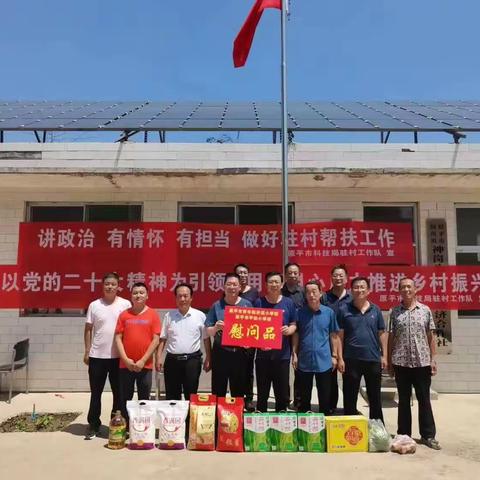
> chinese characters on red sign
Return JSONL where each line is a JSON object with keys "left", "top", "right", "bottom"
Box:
{"left": 3, "top": 265, "right": 480, "bottom": 310}
{"left": 26, "top": 221, "right": 414, "bottom": 266}
{"left": 221, "top": 306, "right": 282, "bottom": 349}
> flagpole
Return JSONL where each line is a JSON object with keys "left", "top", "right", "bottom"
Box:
{"left": 280, "top": 0, "right": 289, "bottom": 268}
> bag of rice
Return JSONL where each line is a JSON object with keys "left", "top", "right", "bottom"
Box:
{"left": 126, "top": 400, "right": 156, "bottom": 450}
{"left": 217, "top": 397, "right": 244, "bottom": 452}
{"left": 187, "top": 394, "right": 216, "bottom": 451}
{"left": 156, "top": 400, "right": 189, "bottom": 450}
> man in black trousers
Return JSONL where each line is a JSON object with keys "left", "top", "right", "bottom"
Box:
{"left": 321, "top": 264, "right": 352, "bottom": 414}
{"left": 388, "top": 277, "right": 441, "bottom": 450}
{"left": 337, "top": 276, "right": 387, "bottom": 423}
{"left": 155, "top": 283, "right": 212, "bottom": 401}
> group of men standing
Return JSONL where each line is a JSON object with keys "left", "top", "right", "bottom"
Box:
{"left": 83, "top": 264, "right": 440, "bottom": 450}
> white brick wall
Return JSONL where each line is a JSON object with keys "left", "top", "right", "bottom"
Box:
{"left": 1, "top": 143, "right": 480, "bottom": 393}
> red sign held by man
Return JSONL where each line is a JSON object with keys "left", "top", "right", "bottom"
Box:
{"left": 221, "top": 306, "right": 282, "bottom": 349}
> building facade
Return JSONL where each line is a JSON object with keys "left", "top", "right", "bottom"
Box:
{"left": 0, "top": 142, "right": 479, "bottom": 393}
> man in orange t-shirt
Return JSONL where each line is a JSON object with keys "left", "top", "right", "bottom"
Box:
{"left": 115, "top": 282, "right": 161, "bottom": 422}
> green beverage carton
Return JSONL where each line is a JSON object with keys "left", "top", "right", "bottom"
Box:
{"left": 244, "top": 413, "right": 271, "bottom": 452}
{"left": 297, "top": 413, "right": 326, "bottom": 452}
{"left": 268, "top": 412, "right": 298, "bottom": 452}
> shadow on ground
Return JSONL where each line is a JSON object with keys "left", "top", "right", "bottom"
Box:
{"left": 63, "top": 423, "right": 109, "bottom": 438}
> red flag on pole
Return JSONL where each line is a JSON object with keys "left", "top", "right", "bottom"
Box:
{"left": 233, "top": 0, "right": 282, "bottom": 68}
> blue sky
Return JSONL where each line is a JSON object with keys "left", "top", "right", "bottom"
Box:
{"left": 2, "top": 0, "right": 480, "bottom": 142}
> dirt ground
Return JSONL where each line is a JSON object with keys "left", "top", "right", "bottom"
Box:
{"left": 0, "top": 391, "right": 478, "bottom": 480}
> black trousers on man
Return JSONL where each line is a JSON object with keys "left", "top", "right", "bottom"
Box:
{"left": 255, "top": 358, "right": 290, "bottom": 412}
{"left": 164, "top": 351, "right": 202, "bottom": 401}
{"left": 394, "top": 365, "right": 436, "bottom": 439}
{"left": 343, "top": 358, "right": 384, "bottom": 423}
{"left": 297, "top": 369, "right": 332, "bottom": 414}
{"left": 293, "top": 370, "right": 302, "bottom": 408}
{"left": 329, "top": 370, "right": 339, "bottom": 413}
{"left": 118, "top": 368, "right": 152, "bottom": 423}
{"left": 87, "top": 357, "right": 121, "bottom": 429}
{"left": 211, "top": 346, "right": 247, "bottom": 398}
{"left": 245, "top": 348, "right": 256, "bottom": 405}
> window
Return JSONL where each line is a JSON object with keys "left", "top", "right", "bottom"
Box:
{"left": 28, "top": 204, "right": 142, "bottom": 222}
{"left": 456, "top": 206, "right": 480, "bottom": 316}
{"left": 29, "top": 206, "right": 83, "bottom": 222}
{"left": 180, "top": 204, "right": 294, "bottom": 225}
{"left": 363, "top": 204, "right": 418, "bottom": 264}
{"left": 181, "top": 206, "right": 235, "bottom": 224}
{"left": 23, "top": 203, "right": 143, "bottom": 316}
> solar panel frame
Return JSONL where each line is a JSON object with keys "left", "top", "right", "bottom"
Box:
{"left": 1, "top": 101, "right": 480, "bottom": 132}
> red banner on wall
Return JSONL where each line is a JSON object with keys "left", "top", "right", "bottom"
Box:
{"left": 222, "top": 306, "right": 283, "bottom": 349}
{"left": 11, "top": 221, "right": 413, "bottom": 309}
{"left": 18, "top": 220, "right": 414, "bottom": 268}
{"left": 4, "top": 263, "right": 480, "bottom": 310}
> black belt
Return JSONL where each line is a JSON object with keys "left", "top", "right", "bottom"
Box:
{"left": 166, "top": 351, "right": 202, "bottom": 361}
{"left": 213, "top": 345, "right": 246, "bottom": 353}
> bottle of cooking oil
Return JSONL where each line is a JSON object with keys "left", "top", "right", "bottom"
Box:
{"left": 107, "top": 410, "right": 126, "bottom": 449}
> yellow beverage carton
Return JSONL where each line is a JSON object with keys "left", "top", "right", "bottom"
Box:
{"left": 325, "top": 415, "right": 368, "bottom": 453}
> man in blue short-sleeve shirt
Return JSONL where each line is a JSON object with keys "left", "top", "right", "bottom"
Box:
{"left": 292, "top": 280, "right": 340, "bottom": 414}
{"left": 205, "top": 273, "right": 252, "bottom": 398}
{"left": 320, "top": 263, "right": 352, "bottom": 414}
{"left": 254, "top": 271, "right": 297, "bottom": 412}
{"left": 337, "top": 276, "right": 387, "bottom": 422}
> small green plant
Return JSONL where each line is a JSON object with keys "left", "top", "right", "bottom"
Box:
{"left": 35, "top": 414, "right": 54, "bottom": 429}
{"left": 13, "top": 417, "right": 28, "bottom": 431}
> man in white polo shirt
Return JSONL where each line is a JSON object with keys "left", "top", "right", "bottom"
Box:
{"left": 83, "top": 272, "right": 131, "bottom": 439}
{"left": 155, "top": 283, "right": 212, "bottom": 401}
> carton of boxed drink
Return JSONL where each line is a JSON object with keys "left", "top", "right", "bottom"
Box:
{"left": 244, "top": 413, "right": 270, "bottom": 452}
{"left": 325, "top": 415, "right": 368, "bottom": 453}
{"left": 268, "top": 412, "right": 298, "bottom": 452}
{"left": 297, "top": 413, "right": 326, "bottom": 452}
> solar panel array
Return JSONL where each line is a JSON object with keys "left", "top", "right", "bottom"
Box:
{"left": 1, "top": 100, "right": 480, "bottom": 132}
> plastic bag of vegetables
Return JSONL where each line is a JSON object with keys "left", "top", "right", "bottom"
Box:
{"left": 368, "top": 419, "right": 391, "bottom": 452}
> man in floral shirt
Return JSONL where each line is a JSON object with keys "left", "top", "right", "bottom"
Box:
{"left": 388, "top": 277, "right": 440, "bottom": 450}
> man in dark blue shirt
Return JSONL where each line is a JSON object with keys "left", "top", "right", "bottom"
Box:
{"left": 254, "top": 271, "right": 297, "bottom": 412}
{"left": 281, "top": 262, "right": 305, "bottom": 409}
{"left": 234, "top": 262, "right": 260, "bottom": 412}
{"left": 320, "top": 264, "right": 352, "bottom": 414}
{"left": 337, "top": 276, "right": 387, "bottom": 422}
{"left": 281, "top": 262, "right": 306, "bottom": 309}
{"left": 293, "top": 280, "right": 340, "bottom": 414}
{"left": 205, "top": 273, "right": 252, "bottom": 398}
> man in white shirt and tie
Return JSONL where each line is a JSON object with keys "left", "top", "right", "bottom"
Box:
{"left": 155, "top": 283, "right": 212, "bottom": 400}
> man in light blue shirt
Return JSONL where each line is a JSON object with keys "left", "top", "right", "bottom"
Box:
{"left": 292, "top": 280, "right": 340, "bottom": 414}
